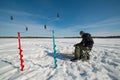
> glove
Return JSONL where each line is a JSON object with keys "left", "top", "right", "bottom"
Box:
{"left": 74, "top": 43, "right": 79, "bottom": 47}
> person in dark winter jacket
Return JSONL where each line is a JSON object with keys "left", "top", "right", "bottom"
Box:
{"left": 71, "top": 31, "right": 94, "bottom": 61}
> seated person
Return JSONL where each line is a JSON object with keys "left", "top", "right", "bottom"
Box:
{"left": 71, "top": 31, "right": 94, "bottom": 61}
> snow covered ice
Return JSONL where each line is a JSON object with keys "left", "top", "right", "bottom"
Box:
{"left": 0, "top": 38, "right": 120, "bottom": 80}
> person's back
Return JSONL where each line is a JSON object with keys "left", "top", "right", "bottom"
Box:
{"left": 80, "top": 33, "right": 94, "bottom": 49}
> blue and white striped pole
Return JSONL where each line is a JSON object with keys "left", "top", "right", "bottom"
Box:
{"left": 52, "top": 30, "right": 57, "bottom": 68}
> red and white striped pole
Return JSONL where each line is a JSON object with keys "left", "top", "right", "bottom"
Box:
{"left": 18, "top": 32, "right": 24, "bottom": 71}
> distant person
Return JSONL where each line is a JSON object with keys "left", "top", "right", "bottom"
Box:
{"left": 71, "top": 31, "right": 94, "bottom": 61}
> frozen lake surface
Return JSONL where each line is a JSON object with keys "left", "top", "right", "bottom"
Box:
{"left": 0, "top": 38, "right": 120, "bottom": 80}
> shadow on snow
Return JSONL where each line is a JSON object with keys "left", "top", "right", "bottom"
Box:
{"left": 45, "top": 51, "right": 74, "bottom": 60}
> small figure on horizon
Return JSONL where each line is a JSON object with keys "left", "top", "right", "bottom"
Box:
{"left": 71, "top": 31, "right": 94, "bottom": 61}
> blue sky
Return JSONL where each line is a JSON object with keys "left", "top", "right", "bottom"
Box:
{"left": 0, "top": 0, "right": 120, "bottom": 37}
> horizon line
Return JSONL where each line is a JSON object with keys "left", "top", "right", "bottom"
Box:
{"left": 0, "top": 36, "right": 120, "bottom": 38}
